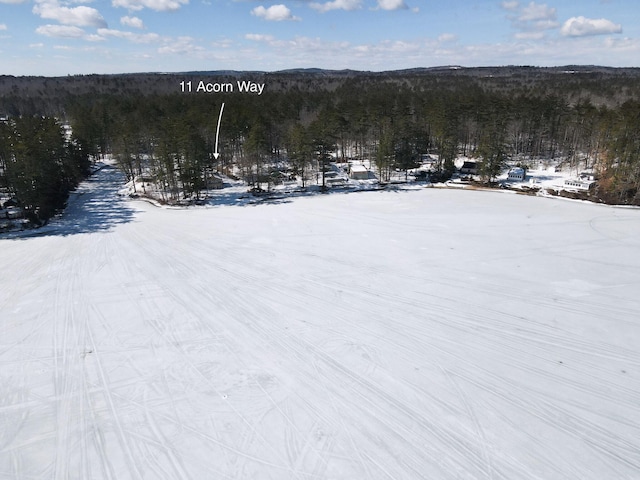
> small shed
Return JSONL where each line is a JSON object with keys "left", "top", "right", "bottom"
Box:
{"left": 507, "top": 167, "right": 526, "bottom": 181}
{"left": 350, "top": 164, "right": 370, "bottom": 180}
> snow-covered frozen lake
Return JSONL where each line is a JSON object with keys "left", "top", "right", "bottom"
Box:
{"left": 2, "top": 166, "right": 640, "bottom": 479}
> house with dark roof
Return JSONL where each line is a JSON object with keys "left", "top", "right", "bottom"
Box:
{"left": 460, "top": 161, "right": 478, "bottom": 175}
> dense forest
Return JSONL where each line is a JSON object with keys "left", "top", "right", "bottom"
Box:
{"left": 0, "top": 116, "right": 91, "bottom": 225}
{"left": 1, "top": 66, "right": 640, "bottom": 221}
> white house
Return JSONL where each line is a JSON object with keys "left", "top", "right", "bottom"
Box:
{"left": 564, "top": 178, "right": 595, "bottom": 191}
{"left": 460, "top": 161, "right": 478, "bottom": 175}
{"left": 507, "top": 167, "right": 526, "bottom": 181}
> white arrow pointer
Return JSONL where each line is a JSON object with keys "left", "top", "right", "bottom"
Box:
{"left": 213, "top": 102, "right": 225, "bottom": 160}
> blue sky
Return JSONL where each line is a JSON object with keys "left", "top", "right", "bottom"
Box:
{"left": 1, "top": 0, "right": 639, "bottom": 76}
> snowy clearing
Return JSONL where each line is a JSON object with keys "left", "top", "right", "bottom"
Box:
{"left": 1, "top": 166, "right": 640, "bottom": 479}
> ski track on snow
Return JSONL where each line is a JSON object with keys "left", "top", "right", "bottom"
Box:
{"left": 1, "top": 168, "right": 640, "bottom": 479}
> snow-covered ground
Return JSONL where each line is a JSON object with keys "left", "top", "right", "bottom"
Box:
{"left": 2, "top": 165, "right": 640, "bottom": 479}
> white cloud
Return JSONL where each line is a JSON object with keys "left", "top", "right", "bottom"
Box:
{"left": 503, "top": 1, "right": 558, "bottom": 38}
{"left": 501, "top": 1, "right": 519, "bottom": 10}
{"left": 310, "top": 0, "right": 361, "bottom": 13}
{"left": 120, "top": 15, "right": 144, "bottom": 29}
{"left": 236, "top": 34, "right": 431, "bottom": 68}
{"left": 0, "top": 24, "right": 7, "bottom": 31}
{"left": 437, "top": 33, "right": 457, "bottom": 43}
{"left": 533, "top": 19, "right": 558, "bottom": 30}
{"left": 603, "top": 36, "right": 639, "bottom": 53}
{"left": 514, "top": 31, "right": 545, "bottom": 40}
{"left": 377, "top": 39, "right": 421, "bottom": 53}
{"left": 519, "top": 2, "right": 555, "bottom": 22}
{"left": 157, "top": 36, "right": 203, "bottom": 55}
{"left": 97, "top": 28, "right": 160, "bottom": 43}
{"left": 33, "top": 1, "right": 107, "bottom": 28}
{"left": 561, "top": 16, "right": 622, "bottom": 37}
{"left": 111, "top": 0, "right": 188, "bottom": 12}
{"left": 245, "top": 33, "right": 276, "bottom": 42}
{"left": 211, "top": 38, "right": 232, "bottom": 49}
{"left": 376, "top": 0, "right": 408, "bottom": 10}
{"left": 251, "top": 4, "right": 300, "bottom": 21}
{"left": 227, "top": 30, "right": 640, "bottom": 71}
{"left": 36, "top": 24, "right": 87, "bottom": 38}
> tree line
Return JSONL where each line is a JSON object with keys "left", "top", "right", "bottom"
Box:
{"left": 0, "top": 117, "right": 92, "bottom": 224}
{"left": 63, "top": 74, "right": 640, "bottom": 204}
{"left": 2, "top": 68, "right": 640, "bottom": 212}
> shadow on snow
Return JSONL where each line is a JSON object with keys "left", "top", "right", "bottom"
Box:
{"left": 2, "top": 171, "right": 423, "bottom": 240}
{"left": 205, "top": 182, "right": 415, "bottom": 208}
{"left": 2, "top": 165, "right": 137, "bottom": 239}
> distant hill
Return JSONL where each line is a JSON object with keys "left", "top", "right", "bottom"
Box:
{"left": 1, "top": 65, "right": 639, "bottom": 117}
